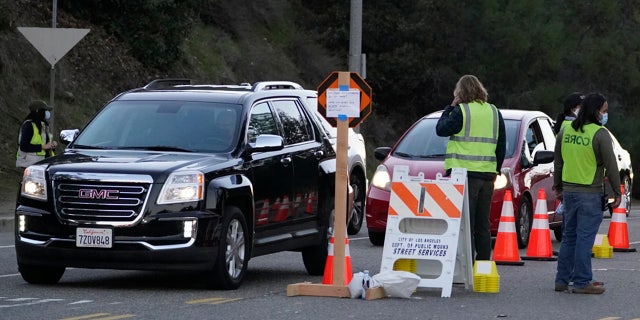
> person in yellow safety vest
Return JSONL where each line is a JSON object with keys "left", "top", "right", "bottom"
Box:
{"left": 16, "top": 100, "right": 58, "bottom": 169}
{"left": 553, "top": 92, "right": 584, "bottom": 134}
{"left": 553, "top": 93, "right": 621, "bottom": 294}
{"left": 436, "top": 75, "right": 506, "bottom": 261}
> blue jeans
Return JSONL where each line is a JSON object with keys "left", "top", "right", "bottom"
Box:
{"left": 555, "top": 191, "right": 603, "bottom": 288}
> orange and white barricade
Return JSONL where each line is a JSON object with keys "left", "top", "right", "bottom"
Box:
{"left": 380, "top": 166, "right": 473, "bottom": 297}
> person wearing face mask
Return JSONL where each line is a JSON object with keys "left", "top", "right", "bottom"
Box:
{"left": 553, "top": 92, "right": 584, "bottom": 134}
{"left": 16, "top": 99, "right": 58, "bottom": 169}
{"left": 553, "top": 93, "right": 621, "bottom": 294}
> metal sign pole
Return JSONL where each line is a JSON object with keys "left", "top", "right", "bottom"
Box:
{"left": 49, "top": 0, "right": 57, "bottom": 133}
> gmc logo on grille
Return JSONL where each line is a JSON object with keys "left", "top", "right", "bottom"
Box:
{"left": 78, "top": 189, "right": 119, "bottom": 200}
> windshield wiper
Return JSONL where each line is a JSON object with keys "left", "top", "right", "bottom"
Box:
{"left": 71, "top": 144, "right": 110, "bottom": 150}
{"left": 416, "top": 153, "right": 446, "bottom": 158}
{"left": 121, "top": 146, "right": 194, "bottom": 152}
{"left": 393, "top": 151, "right": 415, "bottom": 158}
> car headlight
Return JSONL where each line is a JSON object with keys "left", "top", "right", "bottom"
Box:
{"left": 494, "top": 168, "right": 512, "bottom": 190}
{"left": 21, "top": 166, "right": 47, "bottom": 201}
{"left": 371, "top": 165, "right": 391, "bottom": 191}
{"left": 158, "top": 171, "right": 204, "bottom": 204}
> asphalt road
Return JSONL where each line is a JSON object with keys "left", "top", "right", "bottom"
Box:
{"left": 1, "top": 205, "right": 639, "bottom": 320}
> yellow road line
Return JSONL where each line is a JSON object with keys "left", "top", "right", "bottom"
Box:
{"left": 59, "top": 313, "right": 135, "bottom": 320}
{"left": 186, "top": 297, "right": 243, "bottom": 305}
{"left": 59, "top": 314, "right": 110, "bottom": 320}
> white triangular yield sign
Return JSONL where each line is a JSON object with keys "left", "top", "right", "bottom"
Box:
{"left": 18, "top": 27, "right": 90, "bottom": 66}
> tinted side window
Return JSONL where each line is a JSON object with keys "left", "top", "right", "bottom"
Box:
{"left": 271, "top": 100, "right": 312, "bottom": 145}
{"left": 249, "top": 102, "right": 279, "bottom": 143}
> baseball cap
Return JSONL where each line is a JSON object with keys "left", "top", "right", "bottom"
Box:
{"left": 28, "top": 100, "right": 52, "bottom": 112}
{"left": 563, "top": 92, "right": 584, "bottom": 110}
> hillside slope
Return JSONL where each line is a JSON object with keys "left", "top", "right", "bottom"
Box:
{"left": 0, "top": 1, "right": 343, "bottom": 200}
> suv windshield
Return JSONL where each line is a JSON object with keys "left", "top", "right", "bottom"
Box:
{"left": 73, "top": 101, "right": 241, "bottom": 153}
{"left": 393, "top": 118, "right": 519, "bottom": 159}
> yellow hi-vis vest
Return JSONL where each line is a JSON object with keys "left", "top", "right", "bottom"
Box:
{"left": 444, "top": 101, "right": 499, "bottom": 173}
{"left": 561, "top": 123, "right": 600, "bottom": 185}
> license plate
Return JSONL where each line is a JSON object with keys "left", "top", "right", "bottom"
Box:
{"left": 76, "top": 227, "right": 113, "bottom": 248}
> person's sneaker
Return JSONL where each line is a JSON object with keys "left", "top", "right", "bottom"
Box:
{"left": 572, "top": 283, "right": 605, "bottom": 294}
{"left": 554, "top": 283, "right": 569, "bottom": 292}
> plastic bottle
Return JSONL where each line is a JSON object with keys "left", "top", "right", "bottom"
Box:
{"left": 556, "top": 202, "right": 564, "bottom": 215}
{"left": 361, "top": 270, "right": 371, "bottom": 300}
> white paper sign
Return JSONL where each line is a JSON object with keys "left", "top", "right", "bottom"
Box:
{"left": 326, "top": 89, "right": 360, "bottom": 118}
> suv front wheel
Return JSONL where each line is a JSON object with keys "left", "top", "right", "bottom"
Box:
{"left": 18, "top": 264, "right": 65, "bottom": 284}
{"left": 209, "top": 206, "right": 249, "bottom": 290}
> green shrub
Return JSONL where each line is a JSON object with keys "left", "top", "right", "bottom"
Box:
{"left": 61, "top": 0, "right": 198, "bottom": 69}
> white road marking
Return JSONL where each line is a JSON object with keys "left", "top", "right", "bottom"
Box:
{"left": 0, "top": 273, "right": 20, "bottom": 278}
{"left": 68, "top": 300, "right": 94, "bottom": 305}
{"left": 0, "top": 298, "right": 64, "bottom": 308}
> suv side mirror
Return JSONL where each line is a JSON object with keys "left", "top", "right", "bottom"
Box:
{"left": 60, "top": 129, "right": 80, "bottom": 145}
{"left": 247, "top": 134, "right": 284, "bottom": 153}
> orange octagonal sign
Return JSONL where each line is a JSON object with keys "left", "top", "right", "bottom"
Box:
{"left": 317, "top": 71, "right": 372, "bottom": 127}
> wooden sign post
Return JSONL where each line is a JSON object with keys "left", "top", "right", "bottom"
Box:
{"left": 287, "top": 71, "right": 372, "bottom": 298}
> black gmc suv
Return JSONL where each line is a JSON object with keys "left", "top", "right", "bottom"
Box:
{"left": 15, "top": 79, "right": 339, "bottom": 289}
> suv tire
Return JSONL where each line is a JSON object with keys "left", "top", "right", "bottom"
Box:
{"left": 210, "top": 206, "right": 248, "bottom": 290}
{"left": 347, "top": 171, "right": 366, "bottom": 235}
{"left": 18, "top": 264, "right": 65, "bottom": 284}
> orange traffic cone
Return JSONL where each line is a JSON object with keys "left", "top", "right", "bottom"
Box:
{"left": 522, "top": 189, "right": 557, "bottom": 261}
{"left": 292, "top": 193, "right": 302, "bottom": 215}
{"left": 304, "top": 192, "right": 315, "bottom": 214}
{"left": 492, "top": 190, "right": 524, "bottom": 265}
{"left": 257, "top": 199, "right": 269, "bottom": 225}
{"left": 272, "top": 197, "right": 281, "bottom": 211}
{"left": 273, "top": 195, "right": 290, "bottom": 222}
{"left": 322, "top": 237, "right": 353, "bottom": 285}
{"left": 608, "top": 185, "right": 637, "bottom": 252}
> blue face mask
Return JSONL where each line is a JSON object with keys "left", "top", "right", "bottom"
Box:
{"left": 44, "top": 110, "right": 51, "bottom": 120}
{"left": 600, "top": 112, "right": 608, "bottom": 126}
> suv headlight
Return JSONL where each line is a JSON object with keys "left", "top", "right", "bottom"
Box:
{"left": 371, "top": 165, "right": 391, "bottom": 191}
{"left": 21, "top": 166, "right": 48, "bottom": 201}
{"left": 158, "top": 171, "right": 204, "bottom": 204}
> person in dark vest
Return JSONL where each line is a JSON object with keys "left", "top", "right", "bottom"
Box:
{"left": 16, "top": 100, "right": 57, "bottom": 169}
{"left": 553, "top": 93, "right": 621, "bottom": 294}
{"left": 436, "top": 75, "right": 506, "bottom": 261}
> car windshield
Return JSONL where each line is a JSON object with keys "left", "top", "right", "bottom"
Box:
{"left": 393, "top": 118, "right": 520, "bottom": 159}
{"left": 72, "top": 100, "right": 241, "bottom": 153}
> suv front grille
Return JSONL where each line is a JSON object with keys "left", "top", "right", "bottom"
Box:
{"left": 52, "top": 173, "right": 153, "bottom": 225}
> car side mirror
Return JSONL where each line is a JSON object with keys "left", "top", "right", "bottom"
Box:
{"left": 374, "top": 147, "right": 391, "bottom": 161}
{"left": 247, "top": 134, "right": 284, "bottom": 154}
{"left": 60, "top": 129, "right": 80, "bottom": 145}
{"left": 533, "top": 150, "right": 554, "bottom": 165}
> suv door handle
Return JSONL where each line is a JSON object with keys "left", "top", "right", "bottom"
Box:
{"left": 314, "top": 150, "right": 324, "bottom": 159}
{"left": 281, "top": 156, "right": 292, "bottom": 166}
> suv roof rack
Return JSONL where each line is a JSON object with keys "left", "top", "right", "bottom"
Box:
{"left": 142, "top": 79, "right": 305, "bottom": 92}
{"left": 251, "top": 81, "right": 303, "bottom": 91}
{"left": 144, "top": 78, "right": 192, "bottom": 90}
